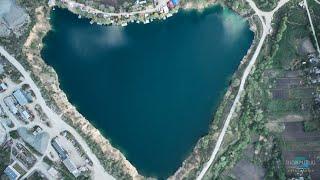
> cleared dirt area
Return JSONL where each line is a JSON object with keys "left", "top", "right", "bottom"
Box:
{"left": 270, "top": 71, "right": 312, "bottom": 101}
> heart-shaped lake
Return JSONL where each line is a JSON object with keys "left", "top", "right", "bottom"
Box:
{"left": 41, "top": 6, "right": 253, "bottom": 178}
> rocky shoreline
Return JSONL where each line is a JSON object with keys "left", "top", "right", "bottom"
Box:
{"left": 22, "top": 1, "right": 261, "bottom": 179}
{"left": 22, "top": 5, "right": 142, "bottom": 180}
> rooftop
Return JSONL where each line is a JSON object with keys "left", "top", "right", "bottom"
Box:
{"left": 13, "top": 89, "right": 29, "bottom": 106}
{"left": 4, "top": 165, "right": 20, "bottom": 180}
{"left": 52, "top": 138, "right": 68, "bottom": 160}
{"left": 63, "top": 158, "right": 81, "bottom": 177}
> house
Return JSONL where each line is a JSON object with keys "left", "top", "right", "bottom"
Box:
{"left": 308, "top": 53, "right": 320, "bottom": 64}
{"left": 4, "top": 165, "right": 20, "bottom": 180}
{"left": 310, "top": 67, "right": 320, "bottom": 75}
{"left": 2, "top": 2, "right": 29, "bottom": 30}
{"left": 19, "top": 109, "right": 30, "bottom": 121}
{"left": 310, "top": 77, "right": 320, "bottom": 84}
{"left": 309, "top": 57, "right": 320, "bottom": 64}
{"left": 13, "top": 89, "right": 29, "bottom": 106}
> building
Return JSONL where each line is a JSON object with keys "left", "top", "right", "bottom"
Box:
{"left": 4, "top": 96, "right": 18, "bottom": 114}
{"left": 309, "top": 57, "right": 320, "bottom": 64}
{"left": 162, "top": 6, "right": 169, "bottom": 13}
{"left": 63, "top": 158, "right": 81, "bottom": 177}
{"left": 167, "top": 1, "right": 174, "bottom": 9}
{"left": 13, "top": 89, "right": 29, "bottom": 106}
{"left": 19, "top": 109, "right": 30, "bottom": 121}
{"left": 51, "top": 138, "right": 68, "bottom": 160}
{"left": 4, "top": 165, "right": 20, "bottom": 180}
{"left": 51, "top": 138, "right": 81, "bottom": 177}
{"left": 0, "top": 82, "right": 8, "bottom": 92}
{"left": 310, "top": 67, "right": 320, "bottom": 75}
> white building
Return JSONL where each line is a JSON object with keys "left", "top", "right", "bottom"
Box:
{"left": 63, "top": 158, "right": 81, "bottom": 177}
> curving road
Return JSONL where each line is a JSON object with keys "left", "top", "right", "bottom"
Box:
{"left": 196, "top": 0, "right": 291, "bottom": 179}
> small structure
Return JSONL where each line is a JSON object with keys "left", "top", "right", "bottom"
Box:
{"left": 0, "top": 82, "right": 8, "bottom": 92}
{"left": 310, "top": 67, "right": 320, "bottom": 75}
{"left": 162, "top": 6, "right": 169, "bottom": 13}
{"left": 0, "top": 124, "right": 7, "bottom": 145}
{"left": 4, "top": 165, "right": 20, "bottom": 180}
{"left": 13, "top": 89, "right": 29, "bottom": 106}
{"left": 19, "top": 109, "right": 30, "bottom": 121}
{"left": 167, "top": 1, "right": 174, "bottom": 9}
{"left": 310, "top": 76, "right": 320, "bottom": 84}
{"left": 309, "top": 57, "right": 320, "bottom": 64}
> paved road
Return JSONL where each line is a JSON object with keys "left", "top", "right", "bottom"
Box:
{"left": 196, "top": 0, "right": 291, "bottom": 179}
{"left": 304, "top": 0, "right": 320, "bottom": 55}
{"left": 0, "top": 46, "right": 115, "bottom": 180}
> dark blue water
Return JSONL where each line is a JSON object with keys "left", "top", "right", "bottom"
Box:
{"left": 42, "top": 6, "right": 253, "bottom": 178}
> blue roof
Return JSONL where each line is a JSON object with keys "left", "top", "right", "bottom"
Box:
{"left": 4, "top": 166, "right": 19, "bottom": 180}
{"left": 52, "top": 139, "right": 68, "bottom": 160}
{"left": 172, "top": 0, "right": 179, "bottom": 5}
{"left": 13, "top": 89, "right": 29, "bottom": 106}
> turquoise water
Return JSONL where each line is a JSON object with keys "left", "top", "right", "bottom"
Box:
{"left": 42, "top": 6, "right": 253, "bottom": 178}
